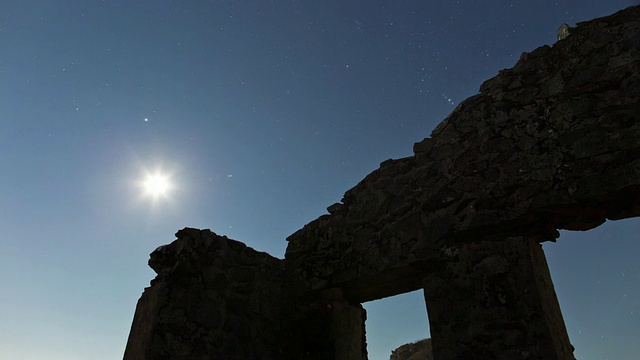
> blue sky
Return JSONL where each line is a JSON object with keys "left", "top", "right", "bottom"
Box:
{"left": 1, "top": 1, "right": 638, "bottom": 359}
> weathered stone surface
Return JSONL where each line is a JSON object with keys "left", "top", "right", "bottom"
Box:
{"left": 281, "top": 6, "right": 639, "bottom": 359}
{"left": 557, "top": 24, "right": 572, "bottom": 41}
{"left": 124, "top": 6, "right": 640, "bottom": 360}
{"left": 124, "top": 228, "right": 284, "bottom": 360}
{"left": 423, "top": 237, "right": 573, "bottom": 359}
{"left": 284, "top": 5, "right": 640, "bottom": 304}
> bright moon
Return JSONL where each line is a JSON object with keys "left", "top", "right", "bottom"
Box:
{"left": 142, "top": 172, "right": 172, "bottom": 198}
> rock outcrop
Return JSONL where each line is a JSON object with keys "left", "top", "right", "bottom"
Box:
{"left": 124, "top": 6, "right": 640, "bottom": 360}
{"left": 390, "top": 339, "right": 433, "bottom": 360}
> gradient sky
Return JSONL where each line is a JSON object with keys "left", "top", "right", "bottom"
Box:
{"left": 1, "top": 1, "right": 639, "bottom": 359}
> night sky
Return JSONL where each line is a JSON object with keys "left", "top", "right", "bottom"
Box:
{"left": 1, "top": 1, "right": 639, "bottom": 359}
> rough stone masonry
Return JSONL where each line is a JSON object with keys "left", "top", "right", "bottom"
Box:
{"left": 124, "top": 6, "right": 640, "bottom": 360}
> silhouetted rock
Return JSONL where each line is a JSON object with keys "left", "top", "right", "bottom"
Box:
{"left": 124, "top": 228, "right": 284, "bottom": 360}
{"left": 390, "top": 339, "right": 433, "bottom": 360}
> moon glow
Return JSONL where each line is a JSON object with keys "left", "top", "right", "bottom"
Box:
{"left": 141, "top": 172, "right": 172, "bottom": 199}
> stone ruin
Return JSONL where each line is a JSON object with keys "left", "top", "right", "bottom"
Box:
{"left": 123, "top": 6, "right": 640, "bottom": 360}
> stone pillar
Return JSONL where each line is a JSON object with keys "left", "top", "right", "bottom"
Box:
{"left": 283, "top": 288, "right": 367, "bottom": 360}
{"left": 423, "top": 236, "right": 574, "bottom": 360}
{"left": 331, "top": 301, "right": 367, "bottom": 360}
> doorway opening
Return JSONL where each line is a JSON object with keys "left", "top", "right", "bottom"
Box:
{"left": 363, "top": 289, "right": 431, "bottom": 360}
{"left": 544, "top": 218, "right": 640, "bottom": 359}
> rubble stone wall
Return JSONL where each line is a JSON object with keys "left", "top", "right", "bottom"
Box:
{"left": 284, "top": 5, "right": 640, "bottom": 304}
{"left": 123, "top": 228, "right": 284, "bottom": 360}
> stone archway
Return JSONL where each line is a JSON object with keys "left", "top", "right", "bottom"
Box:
{"left": 124, "top": 7, "right": 640, "bottom": 360}
{"left": 282, "top": 7, "right": 639, "bottom": 359}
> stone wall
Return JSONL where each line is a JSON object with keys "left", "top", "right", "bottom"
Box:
{"left": 123, "top": 228, "right": 284, "bottom": 360}
{"left": 124, "top": 6, "right": 640, "bottom": 360}
{"left": 284, "top": 5, "right": 640, "bottom": 303}
{"left": 282, "top": 6, "right": 639, "bottom": 359}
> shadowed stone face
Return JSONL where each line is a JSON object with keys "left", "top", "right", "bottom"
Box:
{"left": 284, "top": 6, "right": 640, "bottom": 304}
{"left": 124, "top": 229, "right": 285, "bottom": 360}
{"left": 282, "top": 6, "right": 639, "bottom": 359}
